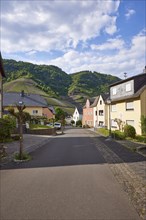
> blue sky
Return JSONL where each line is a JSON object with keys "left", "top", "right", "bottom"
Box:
{"left": 0, "top": 0, "right": 146, "bottom": 78}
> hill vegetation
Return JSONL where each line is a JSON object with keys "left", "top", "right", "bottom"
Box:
{"left": 3, "top": 59, "right": 121, "bottom": 113}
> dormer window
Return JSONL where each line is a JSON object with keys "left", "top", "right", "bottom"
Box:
{"left": 126, "top": 83, "right": 131, "bottom": 92}
{"left": 100, "top": 100, "right": 102, "bottom": 105}
{"left": 112, "top": 88, "right": 117, "bottom": 95}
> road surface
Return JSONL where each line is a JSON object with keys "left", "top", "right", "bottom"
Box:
{"left": 0, "top": 128, "right": 141, "bottom": 220}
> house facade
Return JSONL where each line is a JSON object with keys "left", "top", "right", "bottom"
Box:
{"left": 3, "top": 91, "right": 55, "bottom": 120}
{"left": 109, "top": 70, "right": 146, "bottom": 135}
{"left": 73, "top": 107, "right": 82, "bottom": 125}
{"left": 92, "top": 95, "right": 108, "bottom": 128}
{"left": 0, "top": 52, "right": 6, "bottom": 118}
{"left": 82, "top": 99, "right": 94, "bottom": 127}
{"left": 42, "top": 106, "right": 55, "bottom": 120}
{"left": 82, "top": 95, "right": 108, "bottom": 128}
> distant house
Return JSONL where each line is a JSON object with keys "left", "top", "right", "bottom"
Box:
{"left": 109, "top": 68, "right": 146, "bottom": 135}
{"left": 82, "top": 99, "right": 94, "bottom": 127}
{"left": 65, "top": 116, "right": 73, "bottom": 125}
{"left": 91, "top": 94, "right": 109, "bottom": 128}
{"left": 73, "top": 107, "right": 82, "bottom": 125}
{"left": 0, "top": 52, "right": 6, "bottom": 118}
{"left": 42, "top": 106, "right": 56, "bottom": 120}
{"left": 3, "top": 91, "right": 55, "bottom": 120}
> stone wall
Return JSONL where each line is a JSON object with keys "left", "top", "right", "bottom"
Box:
{"left": 27, "top": 128, "right": 56, "bottom": 135}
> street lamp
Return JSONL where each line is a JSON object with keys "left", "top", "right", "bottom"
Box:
{"left": 106, "top": 98, "right": 112, "bottom": 140}
{"left": 18, "top": 101, "right": 25, "bottom": 160}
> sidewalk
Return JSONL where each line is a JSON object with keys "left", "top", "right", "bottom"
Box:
{"left": 90, "top": 128, "right": 146, "bottom": 157}
{"left": 88, "top": 128, "right": 146, "bottom": 219}
{"left": 0, "top": 134, "right": 54, "bottom": 165}
{"left": 89, "top": 128, "right": 146, "bottom": 179}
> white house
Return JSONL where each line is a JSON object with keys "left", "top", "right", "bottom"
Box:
{"left": 73, "top": 107, "right": 82, "bottom": 125}
{"left": 91, "top": 94, "right": 108, "bottom": 128}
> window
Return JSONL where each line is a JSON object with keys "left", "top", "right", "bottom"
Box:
{"left": 32, "top": 110, "right": 38, "bottom": 114}
{"left": 95, "top": 111, "right": 97, "bottom": 116}
{"left": 99, "top": 121, "right": 103, "bottom": 126}
{"left": 126, "top": 102, "right": 134, "bottom": 110}
{"left": 126, "top": 120, "right": 134, "bottom": 127}
{"left": 111, "top": 104, "right": 116, "bottom": 112}
{"left": 100, "top": 100, "right": 102, "bottom": 105}
{"left": 112, "top": 88, "right": 117, "bottom": 95}
{"left": 111, "top": 119, "right": 117, "bottom": 128}
{"left": 99, "top": 110, "right": 103, "bottom": 116}
{"left": 126, "top": 83, "right": 131, "bottom": 92}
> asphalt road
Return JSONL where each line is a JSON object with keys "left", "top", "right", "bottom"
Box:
{"left": 0, "top": 128, "right": 141, "bottom": 220}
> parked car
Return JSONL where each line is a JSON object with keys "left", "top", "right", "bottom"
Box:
{"left": 46, "top": 123, "right": 53, "bottom": 127}
{"left": 54, "top": 122, "right": 61, "bottom": 130}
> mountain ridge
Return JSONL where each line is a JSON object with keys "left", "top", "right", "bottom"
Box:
{"left": 3, "top": 59, "right": 121, "bottom": 114}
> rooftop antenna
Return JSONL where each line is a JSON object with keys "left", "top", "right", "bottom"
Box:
{"left": 124, "top": 72, "right": 127, "bottom": 79}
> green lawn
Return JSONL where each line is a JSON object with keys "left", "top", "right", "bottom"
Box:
{"left": 30, "top": 124, "right": 52, "bottom": 130}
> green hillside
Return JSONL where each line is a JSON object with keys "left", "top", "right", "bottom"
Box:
{"left": 3, "top": 78, "right": 75, "bottom": 115}
{"left": 69, "top": 70, "right": 119, "bottom": 96}
{"left": 3, "top": 59, "right": 121, "bottom": 112}
{"left": 3, "top": 59, "right": 71, "bottom": 96}
{"left": 3, "top": 78, "right": 48, "bottom": 95}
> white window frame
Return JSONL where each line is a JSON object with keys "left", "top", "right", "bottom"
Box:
{"left": 126, "top": 83, "right": 132, "bottom": 92}
{"left": 32, "top": 110, "right": 38, "bottom": 115}
{"left": 99, "top": 110, "right": 104, "bottom": 116}
{"left": 126, "top": 102, "right": 134, "bottom": 110}
{"left": 126, "top": 120, "right": 134, "bottom": 127}
{"left": 111, "top": 119, "right": 117, "bottom": 128}
{"left": 112, "top": 88, "right": 117, "bottom": 95}
{"left": 111, "top": 104, "right": 117, "bottom": 112}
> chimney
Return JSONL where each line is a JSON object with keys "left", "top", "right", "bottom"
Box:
{"left": 143, "top": 66, "right": 146, "bottom": 74}
{"left": 20, "top": 90, "right": 24, "bottom": 97}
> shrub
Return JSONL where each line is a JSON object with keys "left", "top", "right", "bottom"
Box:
{"left": 71, "top": 120, "right": 75, "bottom": 125}
{"left": 112, "top": 130, "right": 125, "bottom": 140}
{"left": 0, "top": 117, "right": 16, "bottom": 142}
{"left": 83, "top": 124, "right": 90, "bottom": 128}
{"left": 11, "top": 135, "right": 20, "bottom": 141}
{"left": 76, "top": 120, "right": 82, "bottom": 127}
{"left": 14, "top": 152, "right": 31, "bottom": 161}
{"left": 135, "top": 135, "right": 146, "bottom": 143}
{"left": 141, "top": 115, "right": 146, "bottom": 135}
{"left": 124, "top": 124, "right": 136, "bottom": 138}
{"left": 97, "top": 128, "right": 109, "bottom": 136}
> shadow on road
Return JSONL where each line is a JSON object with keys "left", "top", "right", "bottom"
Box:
{"left": 1, "top": 133, "right": 145, "bottom": 170}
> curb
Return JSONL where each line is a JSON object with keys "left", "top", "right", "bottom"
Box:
{"left": 0, "top": 136, "right": 54, "bottom": 166}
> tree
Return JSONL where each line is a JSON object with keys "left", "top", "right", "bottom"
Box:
{"left": 114, "top": 118, "right": 125, "bottom": 131}
{"left": 71, "top": 120, "right": 75, "bottom": 126}
{"left": 55, "top": 107, "right": 65, "bottom": 121}
{"left": 141, "top": 115, "right": 146, "bottom": 135}
{"left": 76, "top": 120, "right": 82, "bottom": 127}
{"left": 8, "top": 104, "right": 30, "bottom": 160}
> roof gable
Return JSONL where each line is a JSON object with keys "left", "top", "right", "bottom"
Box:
{"left": 3, "top": 92, "right": 48, "bottom": 107}
{"left": 110, "top": 73, "right": 146, "bottom": 88}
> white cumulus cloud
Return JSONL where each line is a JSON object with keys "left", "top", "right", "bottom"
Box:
{"left": 1, "top": 0, "right": 120, "bottom": 53}
{"left": 125, "top": 9, "right": 135, "bottom": 20}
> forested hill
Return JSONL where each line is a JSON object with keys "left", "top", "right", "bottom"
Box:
{"left": 3, "top": 59, "right": 71, "bottom": 97}
{"left": 3, "top": 59, "right": 121, "bottom": 99}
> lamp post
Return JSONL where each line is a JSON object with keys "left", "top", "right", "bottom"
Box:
{"left": 107, "top": 98, "right": 112, "bottom": 139}
{"left": 18, "top": 101, "right": 25, "bottom": 160}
